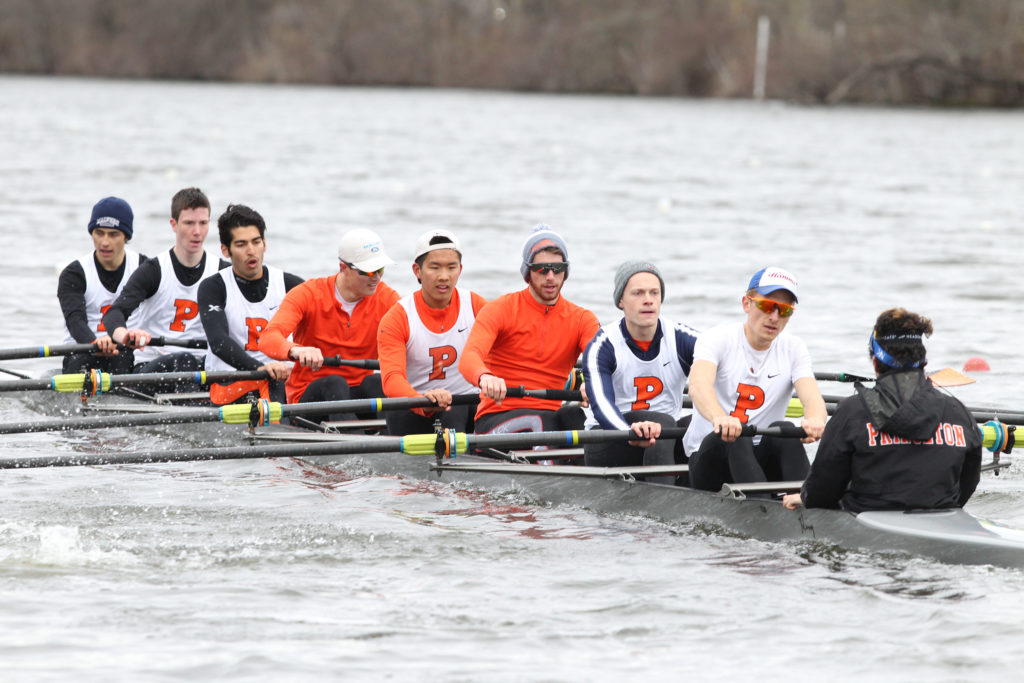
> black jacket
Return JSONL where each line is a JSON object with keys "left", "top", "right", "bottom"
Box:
{"left": 801, "top": 368, "right": 982, "bottom": 512}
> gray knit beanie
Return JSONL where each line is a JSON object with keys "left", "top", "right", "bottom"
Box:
{"left": 613, "top": 261, "right": 665, "bottom": 308}
{"left": 520, "top": 224, "right": 570, "bottom": 281}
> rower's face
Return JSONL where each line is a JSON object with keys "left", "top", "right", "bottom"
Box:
{"left": 620, "top": 273, "right": 661, "bottom": 329}
{"left": 743, "top": 289, "right": 795, "bottom": 348}
{"left": 91, "top": 227, "right": 127, "bottom": 269}
{"left": 223, "top": 225, "right": 266, "bottom": 281}
{"left": 339, "top": 261, "right": 383, "bottom": 299}
{"left": 527, "top": 251, "right": 566, "bottom": 305}
{"left": 413, "top": 249, "right": 462, "bottom": 308}
{"left": 171, "top": 207, "right": 211, "bottom": 256}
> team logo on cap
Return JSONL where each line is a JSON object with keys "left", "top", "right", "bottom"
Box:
{"left": 96, "top": 217, "right": 120, "bottom": 227}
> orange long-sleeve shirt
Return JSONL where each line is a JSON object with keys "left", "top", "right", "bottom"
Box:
{"left": 377, "top": 288, "right": 489, "bottom": 399}
{"left": 258, "top": 274, "right": 400, "bottom": 403}
{"left": 458, "top": 288, "right": 600, "bottom": 419}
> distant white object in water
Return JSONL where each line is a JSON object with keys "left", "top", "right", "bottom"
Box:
{"left": 754, "top": 16, "right": 770, "bottom": 100}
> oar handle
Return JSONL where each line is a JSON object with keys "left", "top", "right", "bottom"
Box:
{"left": 321, "top": 356, "right": 381, "bottom": 369}
{"left": 148, "top": 336, "right": 208, "bottom": 349}
{"left": 506, "top": 386, "right": 583, "bottom": 402}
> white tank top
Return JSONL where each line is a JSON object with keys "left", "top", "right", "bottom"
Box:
{"left": 398, "top": 288, "right": 476, "bottom": 394}
{"left": 63, "top": 248, "right": 142, "bottom": 344}
{"left": 584, "top": 317, "right": 687, "bottom": 429}
{"left": 205, "top": 266, "right": 286, "bottom": 372}
{"left": 133, "top": 249, "right": 220, "bottom": 362}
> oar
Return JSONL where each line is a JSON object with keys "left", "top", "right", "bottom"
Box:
{"left": 0, "top": 368, "right": 270, "bottom": 394}
{"left": 0, "top": 420, "right": 1010, "bottom": 471}
{"left": 814, "top": 372, "right": 873, "bottom": 382}
{"left": 0, "top": 337, "right": 208, "bottom": 361}
{"left": 322, "top": 357, "right": 380, "bottom": 369}
{"left": 0, "top": 386, "right": 571, "bottom": 435}
{"left": 815, "top": 394, "right": 1024, "bottom": 424}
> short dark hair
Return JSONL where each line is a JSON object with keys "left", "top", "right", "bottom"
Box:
{"left": 171, "top": 187, "right": 211, "bottom": 221}
{"left": 871, "top": 307, "right": 933, "bottom": 369}
{"left": 217, "top": 204, "right": 266, "bottom": 248}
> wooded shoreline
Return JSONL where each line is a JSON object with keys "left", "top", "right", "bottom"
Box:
{"left": 2, "top": 0, "right": 1023, "bottom": 106}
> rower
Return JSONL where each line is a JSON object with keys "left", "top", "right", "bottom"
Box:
{"left": 582, "top": 261, "right": 698, "bottom": 484}
{"left": 57, "top": 196, "right": 147, "bottom": 374}
{"left": 258, "top": 228, "right": 399, "bottom": 422}
{"left": 376, "top": 229, "right": 488, "bottom": 435}
{"left": 102, "top": 187, "right": 227, "bottom": 375}
{"left": 684, "top": 266, "right": 827, "bottom": 492}
{"left": 198, "top": 204, "right": 304, "bottom": 405}
{"left": 458, "top": 224, "right": 600, "bottom": 436}
{"left": 783, "top": 308, "right": 982, "bottom": 512}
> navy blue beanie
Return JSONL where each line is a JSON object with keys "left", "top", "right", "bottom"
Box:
{"left": 88, "top": 197, "right": 134, "bottom": 239}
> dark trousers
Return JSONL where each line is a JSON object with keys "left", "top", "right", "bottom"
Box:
{"left": 62, "top": 349, "right": 135, "bottom": 375}
{"left": 474, "top": 405, "right": 585, "bottom": 435}
{"left": 688, "top": 420, "right": 810, "bottom": 492}
{"left": 385, "top": 403, "right": 475, "bottom": 436}
{"left": 126, "top": 352, "right": 205, "bottom": 395}
{"left": 298, "top": 374, "right": 384, "bottom": 422}
{"left": 584, "top": 411, "right": 689, "bottom": 485}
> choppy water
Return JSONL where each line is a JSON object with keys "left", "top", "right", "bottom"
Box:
{"left": 1, "top": 75, "right": 1023, "bottom": 681}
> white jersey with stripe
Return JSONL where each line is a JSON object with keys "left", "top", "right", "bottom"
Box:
{"left": 133, "top": 249, "right": 220, "bottom": 363}
{"left": 204, "top": 266, "right": 286, "bottom": 372}
{"left": 583, "top": 317, "right": 690, "bottom": 430}
{"left": 399, "top": 287, "right": 477, "bottom": 394}
{"left": 682, "top": 321, "right": 814, "bottom": 456}
{"left": 62, "top": 248, "right": 143, "bottom": 344}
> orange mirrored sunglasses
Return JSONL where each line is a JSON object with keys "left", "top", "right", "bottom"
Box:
{"left": 748, "top": 295, "right": 795, "bottom": 318}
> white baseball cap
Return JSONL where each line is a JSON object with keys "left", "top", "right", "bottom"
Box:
{"left": 413, "top": 229, "right": 462, "bottom": 261}
{"left": 748, "top": 266, "right": 799, "bottom": 302}
{"left": 338, "top": 228, "right": 395, "bottom": 272}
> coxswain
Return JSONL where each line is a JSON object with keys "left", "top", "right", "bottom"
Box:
{"left": 685, "top": 266, "right": 827, "bottom": 491}
{"left": 783, "top": 308, "right": 981, "bottom": 512}
{"left": 57, "top": 196, "right": 147, "bottom": 374}
{"left": 458, "top": 224, "right": 600, "bottom": 435}
{"left": 102, "top": 187, "right": 226, "bottom": 374}
{"left": 376, "top": 229, "right": 488, "bottom": 435}
{"left": 258, "top": 228, "right": 400, "bottom": 421}
{"left": 198, "top": 204, "right": 304, "bottom": 405}
{"left": 582, "top": 261, "right": 698, "bottom": 484}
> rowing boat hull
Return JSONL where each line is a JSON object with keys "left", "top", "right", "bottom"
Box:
{"left": 259, "top": 429, "right": 1024, "bottom": 569}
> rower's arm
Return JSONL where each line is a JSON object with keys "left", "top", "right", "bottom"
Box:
{"left": 103, "top": 257, "right": 162, "bottom": 343}
{"left": 688, "top": 360, "right": 724, "bottom": 422}
{"left": 198, "top": 276, "right": 261, "bottom": 371}
{"left": 57, "top": 260, "right": 95, "bottom": 343}
{"left": 793, "top": 376, "right": 828, "bottom": 442}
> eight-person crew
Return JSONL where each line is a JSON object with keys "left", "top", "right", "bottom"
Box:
{"left": 459, "top": 225, "right": 600, "bottom": 435}
{"left": 198, "top": 204, "right": 304, "bottom": 405}
{"left": 57, "top": 196, "right": 147, "bottom": 374}
{"left": 783, "top": 309, "right": 981, "bottom": 512}
{"left": 259, "top": 228, "right": 400, "bottom": 421}
{"left": 102, "top": 187, "right": 226, "bottom": 374}
{"left": 582, "top": 261, "right": 698, "bottom": 483}
{"left": 376, "top": 229, "right": 488, "bottom": 435}
{"left": 684, "top": 267, "right": 827, "bottom": 492}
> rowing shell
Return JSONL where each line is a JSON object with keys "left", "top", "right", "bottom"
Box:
{"left": 251, "top": 428, "right": 1024, "bottom": 569}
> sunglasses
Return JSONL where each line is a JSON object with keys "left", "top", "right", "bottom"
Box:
{"left": 528, "top": 262, "right": 568, "bottom": 275}
{"left": 343, "top": 261, "right": 384, "bottom": 277}
{"left": 748, "top": 295, "right": 795, "bottom": 318}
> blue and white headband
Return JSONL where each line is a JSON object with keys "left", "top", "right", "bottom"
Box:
{"left": 870, "top": 332, "right": 925, "bottom": 369}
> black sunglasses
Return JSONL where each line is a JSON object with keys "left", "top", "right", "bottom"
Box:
{"left": 528, "top": 262, "right": 568, "bottom": 275}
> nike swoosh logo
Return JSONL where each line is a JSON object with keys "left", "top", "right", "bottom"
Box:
{"left": 457, "top": 327, "right": 468, "bottom": 333}
{"left": 767, "top": 373, "right": 780, "bottom": 378}
{"left": 663, "top": 361, "right": 672, "bottom": 366}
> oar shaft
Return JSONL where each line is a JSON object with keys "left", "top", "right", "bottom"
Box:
{"left": 0, "top": 437, "right": 404, "bottom": 470}
{"left": 0, "top": 408, "right": 221, "bottom": 435}
{"left": 0, "top": 336, "right": 208, "bottom": 361}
